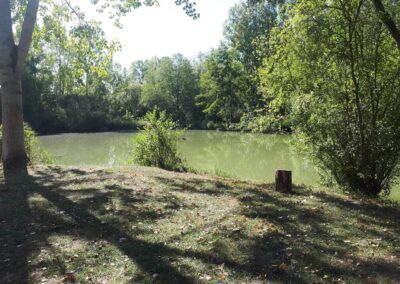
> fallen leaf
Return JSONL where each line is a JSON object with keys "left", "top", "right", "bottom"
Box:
{"left": 62, "top": 274, "right": 76, "bottom": 283}
{"left": 279, "top": 263, "right": 288, "bottom": 271}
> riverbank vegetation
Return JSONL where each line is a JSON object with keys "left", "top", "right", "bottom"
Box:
{"left": 131, "top": 110, "right": 186, "bottom": 172}
{"left": 17, "top": 0, "right": 285, "bottom": 134}
{"left": 0, "top": 124, "right": 53, "bottom": 165}
{"left": 1, "top": 165, "right": 399, "bottom": 283}
{"left": 1, "top": 1, "right": 400, "bottom": 282}
{"left": 5, "top": 0, "right": 399, "bottom": 196}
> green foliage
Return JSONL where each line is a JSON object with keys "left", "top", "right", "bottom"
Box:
{"left": 141, "top": 55, "right": 201, "bottom": 127}
{"left": 238, "top": 112, "right": 292, "bottom": 133}
{"left": 196, "top": 1, "right": 281, "bottom": 130}
{"left": 197, "top": 46, "right": 247, "bottom": 126}
{"left": 21, "top": 3, "right": 137, "bottom": 134}
{"left": 223, "top": 1, "right": 280, "bottom": 119}
{"left": 262, "top": 0, "right": 400, "bottom": 196}
{"left": 224, "top": 0, "right": 277, "bottom": 71}
{"left": 131, "top": 110, "right": 186, "bottom": 172}
{"left": 0, "top": 123, "right": 53, "bottom": 164}
{"left": 93, "top": 0, "right": 199, "bottom": 23}
{"left": 19, "top": 1, "right": 285, "bottom": 134}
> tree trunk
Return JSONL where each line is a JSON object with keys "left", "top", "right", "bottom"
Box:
{"left": 371, "top": 0, "right": 400, "bottom": 50}
{"left": 275, "top": 170, "right": 292, "bottom": 193}
{"left": 1, "top": 68, "right": 28, "bottom": 174}
{"left": 0, "top": 0, "right": 39, "bottom": 176}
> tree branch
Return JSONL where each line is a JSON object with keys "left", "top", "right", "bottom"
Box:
{"left": 63, "top": 0, "right": 91, "bottom": 26}
{"left": 17, "top": 0, "right": 40, "bottom": 70}
{"left": 371, "top": 0, "right": 400, "bottom": 50}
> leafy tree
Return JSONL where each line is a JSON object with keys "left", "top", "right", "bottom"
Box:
{"left": 262, "top": 0, "right": 400, "bottom": 196}
{"left": 141, "top": 55, "right": 199, "bottom": 126}
{"left": 128, "top": 60, "right": 146, "bottom": 84}
{"left": 223, "top": 1, "right": 278, "bottom": 113}
{"left": 19, "top": 2, "right": 131, "bottom": 134}
{"left": 197, "top": 46, "right": 246, "bottom": 128}
{"left": 68, "top": 23, "right": 120, "bottom": 97}
{"left": 224, "top": 1, "right": 277, "bottom": 71}
{"left": 107, "top": 80, "right": 144, "bottom": 119}
{"left": 0, "top": 0, "right": 198, "bottom": 175}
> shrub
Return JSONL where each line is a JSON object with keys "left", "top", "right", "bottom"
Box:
{"left": 0, "top": 123, "right": 53, "bottom": 164}
{"left": 131, "top": 110, "right": 186, "bottom": 171}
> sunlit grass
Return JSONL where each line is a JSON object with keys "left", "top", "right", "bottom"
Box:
{"left": 1, "top": 165, "right": 399, "bottom": 283}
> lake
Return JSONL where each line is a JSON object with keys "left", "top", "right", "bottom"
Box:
{"left": 38, "top": 130, "right": 319, "bottom": 185}
{"left": 38, "top": 131, "right": 400, "bottom": 200}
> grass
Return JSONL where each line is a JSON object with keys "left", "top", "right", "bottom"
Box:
{"left": 0, "top": 165, "right": 399, "bottom": 284}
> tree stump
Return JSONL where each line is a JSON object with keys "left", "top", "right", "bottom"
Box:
{"left": 275, "top": 170, "right": 292, "bottom": 193}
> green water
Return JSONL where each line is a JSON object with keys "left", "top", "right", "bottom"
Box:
{"left": 38, "top": 130, "right": 319, "bottom": 185}
{"left": 37, "top": 130, "right": 400, "bottom": 199}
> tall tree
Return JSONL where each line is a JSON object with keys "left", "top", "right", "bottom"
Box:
{"left": 0, "top": 0, "right": 198, "bottom": 175}
{"left": 197, "top": 46, "right": 246, "bottom": 127}
{"left": 223, "top": 1, "right": 278, "bottom": 111}
{"left": 0, "top": 0, "right": 39, "bottom": 174}
{"left": 261, "top": 0, "right": 400, "bottom": 196}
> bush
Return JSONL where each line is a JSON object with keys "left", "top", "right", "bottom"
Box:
{"left": 131, "top": 110, "right": 186, "bottom": 172}
{"left": 0, "top": 123, "right": 53, "bottom": 164}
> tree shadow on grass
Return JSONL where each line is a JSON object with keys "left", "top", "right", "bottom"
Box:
{"left": 1, "top": 167, "right": 399, "bottom": 283}
{"left": 0, "top": 168, "right": 197, "bottom": 283}
{"left": 153, "top": 174, "right": 400, "bottom": 283}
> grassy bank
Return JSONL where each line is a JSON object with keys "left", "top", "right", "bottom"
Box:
{"left": 0, "top": 165, "right": 399, "bottom": 283}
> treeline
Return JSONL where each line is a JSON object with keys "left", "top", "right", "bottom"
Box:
{"left": 19, "top": 0, "right": 288, "bottom": 134}
{"left": 14, "top": 0, "right": 400, "bottom": 195}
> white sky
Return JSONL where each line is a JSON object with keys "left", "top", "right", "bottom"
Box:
{"left": 72, "top": 0, "right": 241, "bottom": 67}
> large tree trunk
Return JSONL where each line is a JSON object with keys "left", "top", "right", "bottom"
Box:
{"left": 0, "top": 0, "right": 39, "bottom": 176}
{"left": 1, "top": 68, "right": 28, "bottom": 173}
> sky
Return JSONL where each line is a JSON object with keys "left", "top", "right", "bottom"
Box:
{"left": 73, "top": 0, "right": 241, "bottom": 67}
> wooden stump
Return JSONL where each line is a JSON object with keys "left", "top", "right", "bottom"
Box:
{"left": 275, "top": 170, "right": 292, "bottom": 193}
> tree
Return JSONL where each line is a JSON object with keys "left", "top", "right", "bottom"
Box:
{"left": 21, "top": 3, "right": 126, "bottom": 133}
{"left": 262, "top": 0, "right": 400, "bottom": 196}
{"left": 371, "top": 0, "right": 400, "bottom": 49}
{"left": 223, "top": 1, "right": 278, "bottom": 112}
{"left": 0, "top": 0, "right": 39, "bottom": 174}
{"left": 129, "top": 60, "right": 146, "bottom": 84}
{"left": 0, "top": 0, "right": 198, "bottom": 175}
{"left": 197, "top": 46, "right": 246, "bottom": 127}
{"left": 141, "top": 55, "right": 199, "bottom": 126}
{"left": 107, "top": 64, "right": 144, "bottom": 119}
{"left": 68, "top": 23, "right": 120, "bottom": 97}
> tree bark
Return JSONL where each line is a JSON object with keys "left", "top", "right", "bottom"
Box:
{"left": 0, "top": 0, "right": 39, "bottom": 175}
{"left": 1, "top": 70, "right": 27, "bottom": 173}
{"left": 371, "top": 0, "right": 400, "bottom": 50}
{"left": 275, "top": 170, "right": 292, "bottom": 193}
